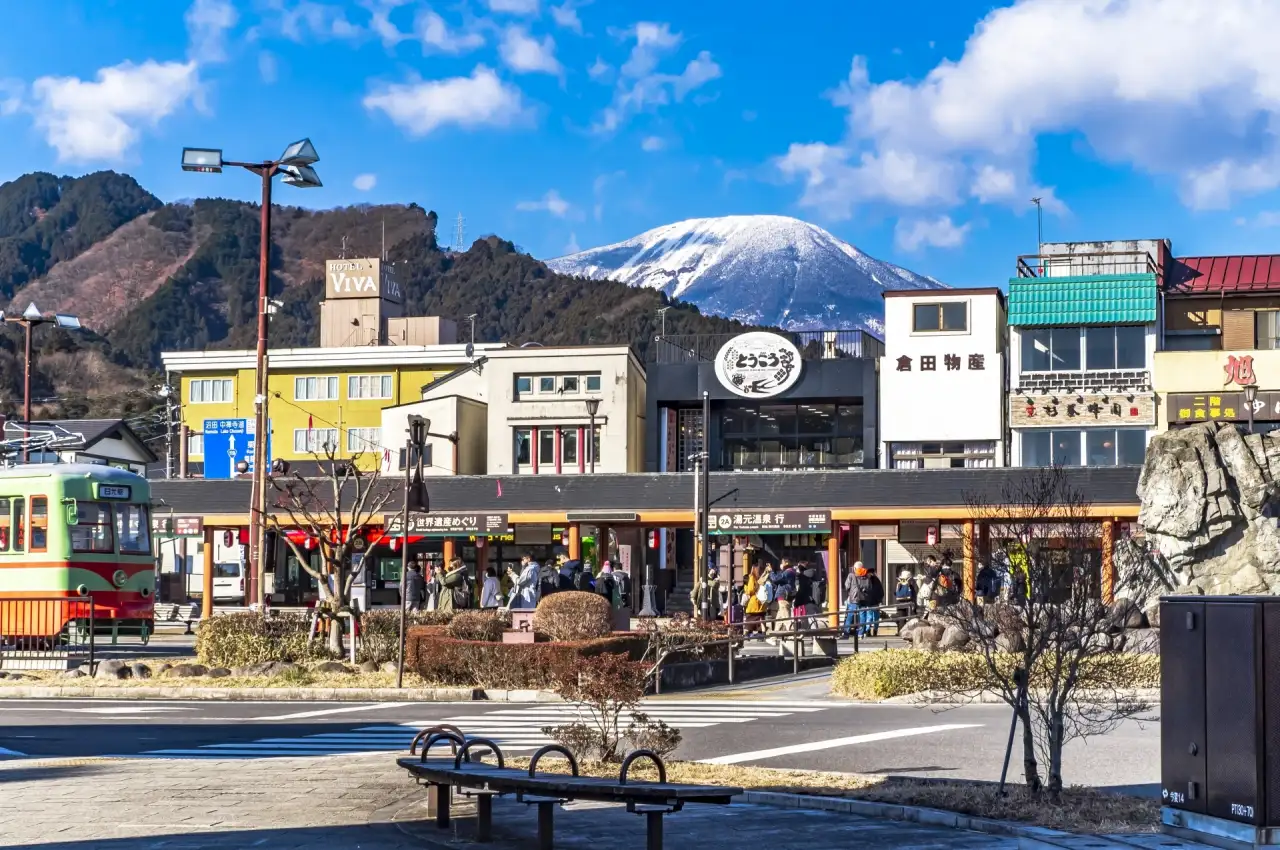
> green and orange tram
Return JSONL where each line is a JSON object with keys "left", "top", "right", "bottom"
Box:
{"left": 0, "top": 464, "right": 154, "bottom": 640}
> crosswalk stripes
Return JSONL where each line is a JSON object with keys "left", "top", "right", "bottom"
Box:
{"left": 129, "top": 699, "right": 852, "bottom": 760}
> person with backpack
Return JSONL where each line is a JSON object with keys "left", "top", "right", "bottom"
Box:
{"left": 743, "top": 564, "right": 767, "bottom": 636}
{"left": 935, "top": 555, "right": 962, "bottom": 608}
{"left": 595, "top": 561, "right": 617, "bottom": 607}
{"left": 793, "top": 561, "right": 813, "bottom": 631}
{"left": 893, "top": 569, "right": 917, "bottom": 625}
{"left": 437, "top": 558, "right": 469, "bottom": 614}
{"left": 975, "top": 560, "right": 1000, "bottom": 606}
{"left": 766, "top": 562, "right": 789, "bottom": 633}
{"left": 402, "top": 563, "right": 426, "bottom": 612}
{"left": 571, "top": 560, "right": 594, "bottom": 592}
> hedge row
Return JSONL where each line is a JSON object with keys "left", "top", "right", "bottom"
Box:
{"left": 406, "top": 629, "right": 649, "bottom": 689}
{"left": 830, "top": 649, "right": 1161, "bottom": 700}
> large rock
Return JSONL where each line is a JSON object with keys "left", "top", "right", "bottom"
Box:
{"left": 94, "top": 660, "right": 131, "bottom": 680}
{"left": 938, "top": 625, "right": 970, "bottom": 651}
{"left": 312, "top": 661, "right": 353, "bottom": 675}
{"left": 160, "top": 663, "right": 208, "bottom": 679}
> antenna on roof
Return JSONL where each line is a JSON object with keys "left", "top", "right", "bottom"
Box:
{"left": 339, "top": 235, "right": 348, "bottom": 260}
{"left": 381, "top": 217, "right": 386, "bottom": 261}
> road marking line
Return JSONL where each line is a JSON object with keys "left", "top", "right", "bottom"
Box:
{"left": 698, "top": 724, "right": 983, "bottom": 765}
{"left": 254, "top": 703, "right": 403, "bottom": 721}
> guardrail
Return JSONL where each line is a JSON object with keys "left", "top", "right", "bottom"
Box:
{"left": 0, "top": 595, "right": 95, "bottom": 671}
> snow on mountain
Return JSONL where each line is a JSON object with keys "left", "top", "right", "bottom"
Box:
{"left": 546, "top": 215, "right": 946, "bottom": 335}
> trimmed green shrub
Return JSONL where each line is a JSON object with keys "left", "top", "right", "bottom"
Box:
{"left": 446, "top": 611, "right": 507, "bottom": 642}
{"left": 195, "top": 612, "right": 332, "bottom": 668}
{"left": 533, "top": 591, "right": 612, "bottom": 642}
{"left": 407, "top": 630, "right": 648, "bottom": 689}
{"left": 357, "top": 609, "right": 452, "bottom": 664}
{"left": 830, "top": 649, "right": 1162, "bottom": 701}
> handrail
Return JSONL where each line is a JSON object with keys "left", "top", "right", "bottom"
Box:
{"left": 411, "top": 724, "right": 465, "bottom": 756}
{"left": 528, "top": 745, "right": 580, "bottom": 778}
{"left": 419, "top": 731, "right": 464, "bottom": 763}
{"left": 455, "top": 738, "right": 504, "bottom": 769}
{"left": 619, "top": 749, "right": 667, "bottom": 785}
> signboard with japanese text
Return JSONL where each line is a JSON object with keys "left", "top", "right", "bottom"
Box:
{"left": 894, "top": 353, "right": 988, "bottom": 372}
{"left": 203, "top": 418, "right": 272, "bottom": 479}
{"left": 1009, "top": 393, "right": 1155, "bottom": 428}
{"left": 1167, "top": 391, "right": 1280, "bottom": 424}
{"left": 714, "top": 332, "right": 803, "bottom": 398}
{"left": 709, "top": 509, "right": 831, "bottom": 535}
{"left": 387, "top": 513, "right": 509, "bottom": 536}
{"left": 151, "top": 516, "right": 204, "bottom": 537}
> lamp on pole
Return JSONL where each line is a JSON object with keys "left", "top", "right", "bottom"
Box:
{"left": 2, "top": 303, "right": 80, "bottom": 462}
{"left": 397, "top": 415, "right": 429, "bottom": 689}
{"left": 181, "top": 140, "right": 322, "bottom": 607}
{"left": 585, "top": 398, "right": 601, "bottom": 474}
{"left": 1245, "top": 382, "right": 1259, "bottom": 435}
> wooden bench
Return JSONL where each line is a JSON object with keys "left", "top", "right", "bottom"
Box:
{"left": 398, "top": 730, "right": 739, "bottom": 850}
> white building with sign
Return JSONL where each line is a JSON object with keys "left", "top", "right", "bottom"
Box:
{"left": 878, "top": 288, "right": 1009, "bottom": 468}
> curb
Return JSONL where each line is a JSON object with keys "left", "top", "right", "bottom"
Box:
{"left": 741, "top": 792, "right": 1190, "bottom": 849}
{"left": 879, "top": 688, "right": 1162, "bottom": 705}
{"left": 0, "top": 685, "right": 563, "bottom": 702}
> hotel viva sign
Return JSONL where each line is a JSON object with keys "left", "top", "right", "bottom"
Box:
{"left": 325, "top": 258, "right": 403, "bottom": 303}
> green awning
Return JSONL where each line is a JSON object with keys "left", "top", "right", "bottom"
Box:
{"left": 1008, "top": 274, "right": 1158, "bottom": 326}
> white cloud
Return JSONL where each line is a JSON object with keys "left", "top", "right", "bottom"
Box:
{"left": 364, "top": 65, "right": 529, "bottom": 137}
{"left": 31, "top": 60, "right": 200, "bottom": 162}
{"left": 258, "top": 51, "right": 279, "bottom": 83}
{"left": 267, "top": 0, "right": 362, "bottom": 42}
{"left": 894, "top": 215, "right": 971, "bottom": 252}
{"left": 414, "top": 10, "right": 485, "bottom": 54}
{"left": 499, "top": 27, "right": 562, "bottom": 76}
{"left": 517, "top": 189, "right": 572, "bottom": 218}
{"left": 1239, "top": 210, "right": 1280, "bottom": 228}
{"left": 592, "top": 22, "right": 721, "bottom": 133}
{"left": 641, "top": 136, "right": 665, "bottom": 152}
{"left": 485, "top": 0, "right": 539, "bottom": 14}
{"left": 0, "top": 79, "right": 24, "bottom": 116}
{"left": 186, "top": 0, "right": 238, "bottom": 62}
{"left": 368, "top": 0, "right": 411, "bottom": 48}
{"left": 779, "top": 0, "right": 1280, "bottom": 219}
{"left": 564, "top": 231, "right": 581, "bottom": 254}
{"left": 550, "top": 3, "right": 583, "bottom": 33}
{"left": 588, "top": 57, "right": 612, "bottom": 82}
{"left": 353, "top": 173, "right": 377, "bottom": 191}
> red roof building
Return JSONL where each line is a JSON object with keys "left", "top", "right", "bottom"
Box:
{"left": 1166, "top": 255, "right": 1280, "bottom": 295}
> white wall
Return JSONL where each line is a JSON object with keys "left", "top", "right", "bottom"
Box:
{"left": 879, "top": 292, "right": 1007, "bottom": 453}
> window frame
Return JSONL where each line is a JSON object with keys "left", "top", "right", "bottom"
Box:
{"left": 516, "top": 376, "right": 533, "bottom": 395}
{"left": 347, "top": 374, "right": 394, "bottom": 401}
{"left": 562, "top": 428, "right": 579, "bottom": 465}
{"left": 346, "top": 427, "right": 382, "bottom": 453}
{"left": 189, "top": 378, "right": 234, "bottom": 404}
{"left": 30, "top": 496, "right": 47, "bottom": 553}
{"left": 514, "top": 428, "right": 532, "bottom": 466}
{"left": 537, "top": 376, "right": 556, "bottom": 394}
{"left": 912, "top": 301, "right": 969, "bottom": 334}
{"left": 115, "top": 503, "right": 151, "bottom": 555}
{"left": 293, "top": 427, "right": 339, "bottom": 454}
{"left": 187, "top": 433, "right": 204, "bottom": 458}
{"left": 585, "top": 374, "right": 602, "bottom": 392}
{"left": 294, "top": 375, "right": 340, "bottom": 401}
{"left": 561, "top": 375, "right": 580, "bottom": 394}
{"left": 537, "top": 428, "right": 556, "bottom": 465}
{"left": 70, "top": 501, "right": 115, "bottom": 555}
{"left": 1021, "top": 327, "right": 1082, "bottom": 372}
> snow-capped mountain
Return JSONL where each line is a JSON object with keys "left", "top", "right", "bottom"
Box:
{"left": 546, "top": 215, "right": 946, "bottom": 335}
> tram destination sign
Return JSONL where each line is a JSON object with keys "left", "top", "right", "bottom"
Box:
{"left": 709, "top": 509, "right": 831, "bottom": 535}
{"left": 152, "top": 516, "right": 204, "bottom": 537}
{"left": 387, "top": 512, "right": 509, "bottom": 536}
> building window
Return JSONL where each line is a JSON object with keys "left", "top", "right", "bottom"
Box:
{"left": 295, "top": 376, "right": 339, "bottom": 401}
{"left": 591, "top": 425, "right": 601, "bottom": 467}
{"left": 718, "top": 403, "right": 864, "bottom": 470}
{"left": 586, "top": 374, "right": 602, "bottom": 392}
{"left": 294, "top": 428, "right": 338, "bottom": 453}
{"left": 1021, "top": 327, "right": 1081, "bottom": 371}
{"left": 538, "top": 376, "right": 556, "bottom": 393}
{"left": 514, "top": 429, "right": 532, "bottom": 465}
{"left": 1165, "top": 330, "right": 1220, "bottom": 352}
{"left": 538, "top": 429, "right": 556, "bottom": 465}
{"left": 676, "top": 409, "right": 704, "bottom": 472}
{"left": 891, "top": 441, "right": 996, "bottom": 469}
{"left": 1021, "top": 427, "right": 1146, "bottom": 467}
{"left": 561, "top": 376, "right": 580, "bottom": 394}
{"left": 913, "top": 302, "right": 967, "bottom": 333}
{"left": 187, "top": 434, "right": 204, "bottom": 457}
{"left": 347, "top": 427, "right": 382, "bottom": 453}
{"left": 347, "top": 375, "right": 393, "bottom": 400}
{"left": 516, "top": 376, "right": 533, "bottom": 394}
{"left": 1084, "top": 326, "right": 1145, "bottom": 370}
{"left": 562, "top": 429, "right": 579, "bottom": 464}
{"left": 189, "top": 378, "right": 233, "bottom": 404}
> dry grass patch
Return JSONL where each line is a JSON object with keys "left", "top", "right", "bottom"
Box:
{"left": 0, "top": 658, "right": 435, "bottom": 690}
{"left": 502, "top": 757, "right": 1157, "bottom": 834}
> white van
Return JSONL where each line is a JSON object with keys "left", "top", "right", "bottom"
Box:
{"left": 211, "top": 562, "right": 245, "bottom": 602}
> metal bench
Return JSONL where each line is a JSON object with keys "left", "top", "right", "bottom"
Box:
{"left": 398, "top": 729, "right": 740, "bottom": 850}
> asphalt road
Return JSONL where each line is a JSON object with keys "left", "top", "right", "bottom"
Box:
{"left": 0, "top": 692, "right": 1159, "bottom": 794}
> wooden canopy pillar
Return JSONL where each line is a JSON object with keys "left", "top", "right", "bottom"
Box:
{"left": 962, "top": 520, "right": 977, "bottom": 603}
{"left": 442, "top": 537, "right": 457, "bottom": 563}
{"left": 830, "top": 522, "right": 852, "bottom": 628}
{"left": 567, "top": 523, "right": 581, "bottom": 561}
{"left": 1101, "top": 519, "right": 1116, "bottom": 604}
{"left": 201, "top": 526, "right": 215, "bottom": 620}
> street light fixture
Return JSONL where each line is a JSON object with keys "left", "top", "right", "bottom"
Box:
{"left": 3, "top": 301, "right": 81, "bottom": 461}
{"left": 1245, "top": 382, "right": 1258, "bottom": 434}
{"left": 180, "top": 137, "right": 322, "bottom": 607}
{"left": 585, "top": 398, "right": 601, "bottom": 474}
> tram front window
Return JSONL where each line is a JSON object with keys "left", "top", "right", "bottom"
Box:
{"left": 71, "top": 502, "right": 115, "bottom": 554}
{"left": 115, "top": 503, "right": 151, "bottom": 554}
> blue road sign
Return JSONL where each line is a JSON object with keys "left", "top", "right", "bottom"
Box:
{"left": 202, "top": 419, "right": 271, "bottom": 479}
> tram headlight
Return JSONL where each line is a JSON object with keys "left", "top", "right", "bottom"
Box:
{"left": 112, "top": 570, "right": 128, "bottom": 588}
{"left": 139, "top": 586, "right": 152, "bottom": 598}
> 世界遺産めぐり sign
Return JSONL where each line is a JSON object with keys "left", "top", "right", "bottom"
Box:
{"left": 714, "top": 332, "right": 802, "bottom": 398}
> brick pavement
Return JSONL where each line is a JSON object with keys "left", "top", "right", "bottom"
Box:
{"left": 0, "top": 754, "right": 1039, "bottom": 850}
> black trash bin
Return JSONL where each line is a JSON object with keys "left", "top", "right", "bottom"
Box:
{"left": 1160, "top": 596, "right": 1280, "bottom": 847}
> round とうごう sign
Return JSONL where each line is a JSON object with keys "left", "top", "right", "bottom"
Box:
{"left": 713, "top": 332, "right": 803, "bottom": 398}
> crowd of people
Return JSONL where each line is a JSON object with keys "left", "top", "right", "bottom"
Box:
{"left": 399, "top": 553, "right": 631, "bottom": 613}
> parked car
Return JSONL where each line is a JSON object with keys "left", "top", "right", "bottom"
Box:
{"left": 211, "top": 562, "right": 244, "bottom": 602}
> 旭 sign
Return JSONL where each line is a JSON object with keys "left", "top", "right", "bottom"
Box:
{"left": 387, "top": 513, "right": 508, "bottom": 536}
{"left": 709, "top": 509, "right": 831, "bottom": 535}
{"left": 1010, "top": 393, "right": 1156, "bottom": 427}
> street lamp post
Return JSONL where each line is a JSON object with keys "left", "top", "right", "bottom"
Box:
{"left": 1245, "top": 382, "right": 1258, "bottom": 434}
{"left": 585, "top": 398, "right": 601, "bottom": 474}
{"left": 181, "top": 141, "right": 322, "bottom": 606}
{"left": 2, "top": 303, "right": 80, "bottom": 462}
{"left": 397, "top": 415, "right": 429, "bottom": 689}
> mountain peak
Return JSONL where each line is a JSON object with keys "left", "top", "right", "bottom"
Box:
{"left": 547, "top": 214, "right": 945, "bottom": 334}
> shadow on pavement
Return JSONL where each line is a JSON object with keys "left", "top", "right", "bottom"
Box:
{"left": 0, "top": 822, "right": 447, "bottom": 850}
{"left": 0, "top": 763, "right": 112, "bottom": 784}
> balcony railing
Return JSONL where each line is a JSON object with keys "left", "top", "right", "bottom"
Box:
{"left": 1016, "top": 252, "right": 1161, "bottom": 279}
{"left": 649, "top": 329, "right": 885, "bottom": 364}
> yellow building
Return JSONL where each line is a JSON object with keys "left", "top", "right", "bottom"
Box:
{"left": 160, "top": 256, "right": 505, "bottom": 474}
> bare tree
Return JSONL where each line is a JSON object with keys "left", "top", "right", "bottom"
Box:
{"left": 267, "top": 446, "right": 396, "bottom": 655}
{"left": 921, "top": 466, "right": 1166, "bottom": 796}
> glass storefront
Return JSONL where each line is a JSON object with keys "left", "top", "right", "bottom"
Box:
{"left": 719, "top": 402, "right": 864, "bottom": 470}
{"left": 1020, "top": 427, "right": 1148, "bottom": 466}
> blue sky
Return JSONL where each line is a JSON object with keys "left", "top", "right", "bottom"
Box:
{"left": 2, "top": 0, "right": 1280, "bottom": 288}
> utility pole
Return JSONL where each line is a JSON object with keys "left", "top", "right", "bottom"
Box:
{"left": 700, "top": 390, "right": 712, "bottom": 619}
{"left": 397, "top": 416, "right": 428, "bottom": 689}
{"left": 1031, "top": 197, "right": 1043, "bottom": 248}
{"left": 2, "top": 303, "right": 80, "bottom": 462}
